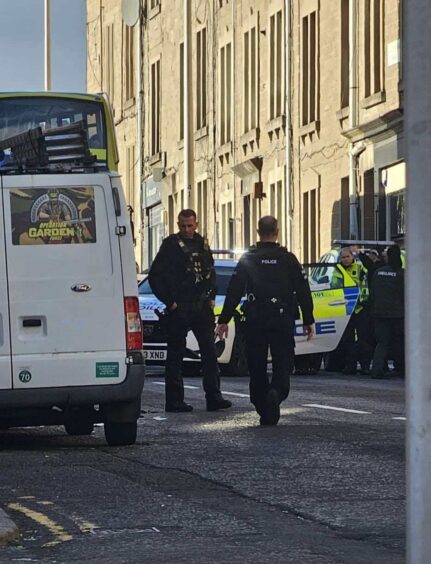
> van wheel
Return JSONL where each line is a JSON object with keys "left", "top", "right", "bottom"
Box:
{"left": 64, "top": 419, "right": 94, "bottom": 436}
{"left": 104, "top": 421, "right": 137, "bottom": 446}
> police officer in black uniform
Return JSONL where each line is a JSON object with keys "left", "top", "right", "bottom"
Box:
{"left": 148, "top": 209, "right": 232, "bottom": 413}
{"left": 216, "top": 216, "right": 315, "bottom": 425}
{"left": 369, "top": 245, "right": 405, "bottom": 378}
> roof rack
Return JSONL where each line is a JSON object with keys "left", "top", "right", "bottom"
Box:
{"left": 0, "top": 120, "right": 97, "bottom": 171}
{"left": 332, "top": 239, "right": 396, "bottom": 247}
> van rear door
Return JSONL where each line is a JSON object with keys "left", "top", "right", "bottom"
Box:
{"left": 2, "top": 173, "right": 128, "bottom": 389}
{"left": 0, "top": 177, "right": 12, "bottom": 388}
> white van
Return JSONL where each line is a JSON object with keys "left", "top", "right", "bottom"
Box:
{"left": 0, "top": 92, "right": 145, "bottom": 446}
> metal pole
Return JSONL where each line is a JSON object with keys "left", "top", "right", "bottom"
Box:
{"left": 183, "top": 0, "right": 193, "bottom": 208}
{"left": 348, "top": 0, "right": 358, "bottom": 239}
{"left": 44, "top": 0, "right": 52, "bottom": 91}
{"left": 137, "top": 1, "right": 144, "bottom": 271}
{"left": 405, "top": 1, "right": 431, "bottom": 562}
{"left": 284, "top": 0, "right": 293, "bottom": 250}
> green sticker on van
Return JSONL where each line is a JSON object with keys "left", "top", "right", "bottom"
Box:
{"left": 96, "top": 362, "right": 119, "bottom": 378}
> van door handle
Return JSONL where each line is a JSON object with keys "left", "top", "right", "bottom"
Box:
{"left": 23, "top": 318, "right": 42, "bottom": 327}
{"left": 328, "top": 300, "right": 347, "bottom": 306}
{"left": 71, "top": 283, "right": 92, "bottom": 293}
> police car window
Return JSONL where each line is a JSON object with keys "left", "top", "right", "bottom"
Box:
{"left": 307, "top": 264, "right": 340, "bottom": 290}
{"left": 138, "top": 278, "right": 153, "bottom": 295}
{"left": 215, "top": 266, "right": 235, "bottom": 295}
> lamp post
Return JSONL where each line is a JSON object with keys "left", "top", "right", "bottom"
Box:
{"left": 44, "top": 0, "right": 51, "bottom": 91}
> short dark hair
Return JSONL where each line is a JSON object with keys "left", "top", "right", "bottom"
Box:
{"left": 258, "top": 215, "right": 278, "bottom": 236}
{"left": 178, "top": 209, "right": 197, "bottom": 221}
{"left": 387, "top": 244, "right": 402, "bottom": 269}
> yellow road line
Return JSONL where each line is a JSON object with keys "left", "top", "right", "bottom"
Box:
{"left": 7, "top": 502, "right": 73, "bottom": 547}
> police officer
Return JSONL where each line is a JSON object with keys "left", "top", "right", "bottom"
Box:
{"left": 369, "top": 245, "right": 404, "bottom": 378}
{"left": 148, "top": 209, "right": 232, "bottom": 413}
{"left": 216, "top": 216, "right": 315, "bottom": 426}
{"left": 331, "top": 247, "right": 372, "bottom": 375}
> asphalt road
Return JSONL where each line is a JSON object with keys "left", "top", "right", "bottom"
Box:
{"left": 0, "top": 369, "right": 405, "bottom": 563}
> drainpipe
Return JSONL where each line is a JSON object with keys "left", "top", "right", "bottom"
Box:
{"left": 348, "top": 0, "right": 359, "bottom": 239}
{"left": 183, "top": 0, "right": 194, "bottom": 208}
{"left": 137, "top": 1, "right": 144, "bottom": 270}
{"left": 284, "top": 0, "right": 292, "bottom": 249}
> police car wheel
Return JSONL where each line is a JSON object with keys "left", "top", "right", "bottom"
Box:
{"left": 64, "top": 419, "right": 94, "bottom": 436}
{"left": 323, "top": 349, "right": 346, "bottom": 372}
{"left": 104, "top": 421, "right": 137, "bottom": 446}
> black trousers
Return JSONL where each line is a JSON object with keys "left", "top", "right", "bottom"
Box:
{"left": 372, "top": 318, "right": 405, "bottom": 377}
{"left": 244, "top": 312, "right": 295, "bottom": 416}
{"left": 165, "top": 302, "right": 221, "bottom": 404}
{"left": 341, "top": 308, "right": 373, "bottom": 370}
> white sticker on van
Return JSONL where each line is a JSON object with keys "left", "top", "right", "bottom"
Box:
{"left": 10, "top": 187, "right": 96, "bottom": 245}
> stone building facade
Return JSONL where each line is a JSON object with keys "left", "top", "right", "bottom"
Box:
{"left": 86, "top": 0, "right": 404, "bottom": 268}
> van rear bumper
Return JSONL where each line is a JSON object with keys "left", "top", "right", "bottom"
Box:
{"left": 0, "top": 365, "right": 145, "bottom": 410}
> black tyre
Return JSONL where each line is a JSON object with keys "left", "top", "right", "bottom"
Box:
{"left": 323, "top": 348, "right": 346, "bottom": 372}
{"left": 64, "top": 419, "right": 94, "bottom": 436}
{"left": 104, "top": 421, "right": 137, "bottom": 446}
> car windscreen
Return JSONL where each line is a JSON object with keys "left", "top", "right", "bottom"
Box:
{"left": 138, "top": 266, "right": 235, "bottom": 297}
{"left": 215, "top": 266, "right": 234, "bottom": 295}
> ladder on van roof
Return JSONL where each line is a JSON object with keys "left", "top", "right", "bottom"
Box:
{"left": 0, "top": 120, "right": 97, "bottom": 172}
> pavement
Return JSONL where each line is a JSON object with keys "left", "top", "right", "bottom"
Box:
{"left": 0, "top": 509, "right": 18, "bottom": 545}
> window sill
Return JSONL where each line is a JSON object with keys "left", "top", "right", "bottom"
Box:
{"left": 360, "top": 90, "right": 386, "bottom": 109}
{"left": 194, "top": 125, "right": 208, "bottom": 141}
{"left": 299, "top": 120, "right": 320, "bottom": 137}
{"left": 216, "top": 141, "right": 232, "bottom": 157}
{"left": 240, "top": 127, "right": 259, "bottom": 146}
{"left": 123, "top": 97, "right": 136, "bottom": 111}
{"left": 336, "top": 107, "right": 349, "bottom": 121}
{"left": 265, "top": 115, "right": 286, "bottom": 133}
{"left": 148, "top": 151, "right": 163, "bottom": 166}
{"left": 148, "top": 4, "right": 161, "bottom": 20}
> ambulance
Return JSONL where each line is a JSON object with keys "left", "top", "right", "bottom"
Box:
{"left": 0, "top": 92, "right": 144, "bottom": 445}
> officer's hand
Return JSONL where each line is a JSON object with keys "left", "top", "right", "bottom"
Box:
{"left": 303, "top": 324, "right": 315, "bottom": 341}
{"left": 169, "top": 302, "right": 178, "bottom": 312}
{"left": 216, "top": 323, "right": 229, "bottom": 340}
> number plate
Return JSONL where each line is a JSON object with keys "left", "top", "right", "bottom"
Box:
{"left": 144, "top": 349, "right": 167, "bottom": 361}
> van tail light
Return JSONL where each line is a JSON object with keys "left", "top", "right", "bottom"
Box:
{"left": 124, "top": 297, "right": 142, "bottom": 351}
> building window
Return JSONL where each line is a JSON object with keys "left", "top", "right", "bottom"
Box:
{"left": 340, "top": 0, "right": 349, "bottom": 108}
{"left": 363, "top": 169, "right": 375, "bottom": 239}
{"left": 196, "top": 180, "right": 208, "bottom": 233}
{"left": 364, "top": 0, "right": 383, "bottom": 97}
{"left": 243, "top": 26, "right": 258, "bottom": 132}
{"left": 303, "top": 189, "right": 318, "bottom": 262}
{"left": 103, "top": 23, "right": 115, "bottom": 103}
{"left": 301, "top": 11, "right": 318, "bottom": 126}
{"left": 220, "top": 42, "right": 232, "bottom": 145}
{"left": 151, "top": 59, "right": 161, "bottom": 156}
{"left": 180, "top": 43, "right": 184, "bottom": 140}
{"left": 270, "top": 180, "right": 284, "bottom": 245}
{"left": 340, "top": 176, "right": 350, "bottom": 239}
{"left": 125, "top": 145, "right": 136, "bottom": 206}
{"left": 221, "top": 201, "right": 234, "bottom": 248}
{"left": 269, "top": 10, "right": 284, "bottom": 120}
{"left": 124, "top": 24, "right": 135, "bottom": 103}
{"left": 196, "top": 28, "right": 207, "bottom": 130}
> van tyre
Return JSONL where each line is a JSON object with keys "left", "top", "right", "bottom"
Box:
{"left": 104, "top": 421, "right": 137, "bottom": 446}
{"left": 221, "top": 325, "right": 248, "bottom": 377}
{"left": 64, "top": 419, "right": 94, "bottom": 436}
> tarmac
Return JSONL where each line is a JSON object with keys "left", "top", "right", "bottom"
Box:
{"left": 0, "top": 509, "right": 18, "bottom": 545}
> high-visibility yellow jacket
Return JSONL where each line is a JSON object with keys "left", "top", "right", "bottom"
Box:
{"left": 331, "top": 260, "right": 369, "bottom": 313}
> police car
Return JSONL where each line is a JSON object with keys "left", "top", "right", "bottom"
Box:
{"left": 139, "top": 255, "right": 360, "bottom": 375}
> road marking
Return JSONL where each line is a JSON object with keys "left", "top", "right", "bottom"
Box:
{"left": 153, "top": 416, "right": 167, "bottom": 421}
{"left": 392, "top": 416, "right": 406, "bottom": 421}
{"left": 8, "top": 502, "right": 73, "bottom": 547}
{"left": 303, "top": 403, "right": 371, "bottom": 415}
{"left": 152, "top": 381, "right": 248, "bottom": 398}
{"left": 220, "top": 391, "right": 249, "bottom": 398}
